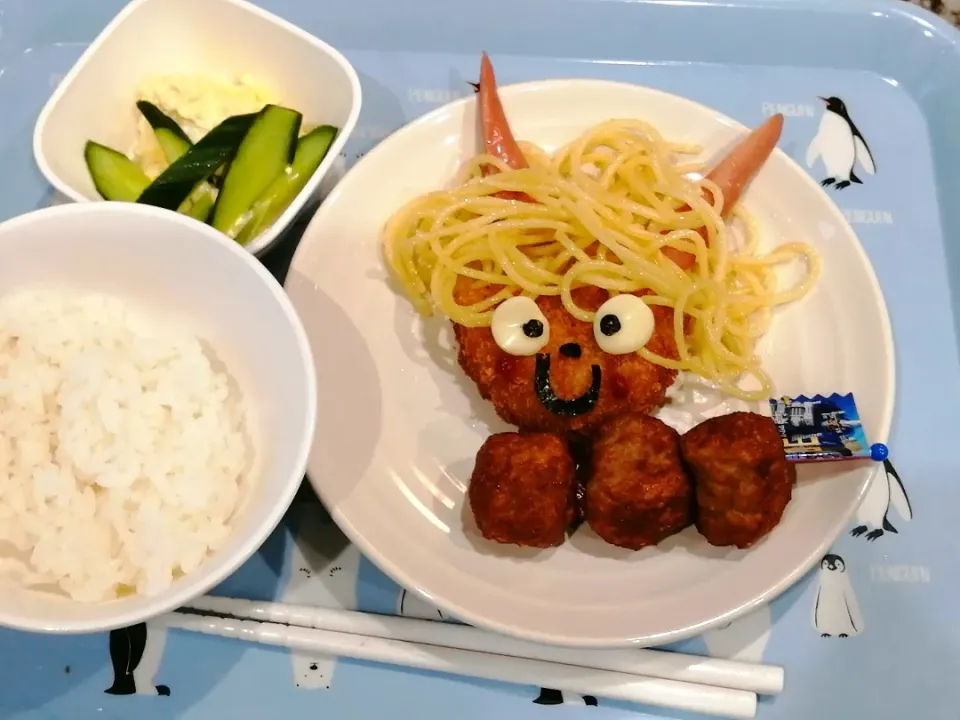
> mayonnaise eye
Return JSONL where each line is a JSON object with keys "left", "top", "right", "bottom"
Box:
{"left": 593, "top": 295, "right": 655, "bottom": 354}
{"left": 491, "top": 296, "right": 550, "bottom": 356}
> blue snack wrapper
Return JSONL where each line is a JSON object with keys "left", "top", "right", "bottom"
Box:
{"left": 769, "top": 393, "right": 882, "bottom": 463}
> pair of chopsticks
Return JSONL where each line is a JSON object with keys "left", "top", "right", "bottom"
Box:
{"left": 167, "top": 596, "right": 783, "bottom": 719}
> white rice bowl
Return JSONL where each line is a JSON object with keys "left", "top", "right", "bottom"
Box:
{"left": 0, "top": 288, "right": 252, "bottom": 603}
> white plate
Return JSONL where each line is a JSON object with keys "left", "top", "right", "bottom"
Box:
{"left": 286, "top": 79, "right": 895, "bottom": 647}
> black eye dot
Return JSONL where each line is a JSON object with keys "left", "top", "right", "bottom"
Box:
{"left": 599, "top": 314, "right": 621, "bottom": 336}
{"left": 522, "top": 319, "right": 544, "bottom": 338}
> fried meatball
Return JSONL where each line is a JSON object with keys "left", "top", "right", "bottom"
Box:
{"left": 585, "top": 413, "right": 694, "bottom": 550}
{"left": 453, "top": 281, "right": 679, "bottom": 437}
{"left": 468, "top": 432, "right": 576, "bottom": 548}
{"left": 681, "top": 412, "right": 796, "bottom": 549}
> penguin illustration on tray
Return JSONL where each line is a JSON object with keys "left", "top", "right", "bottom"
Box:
{"left": 812, "top": 553, "right": 864, "bottom": 638}
{"left": 282, "top": 503, "right": 363, "bottom": 690}
{"left": 397, "top": 588, "right": 446, "bottom": 621}
{"left": 533, "top": 688, "right": 598, "bottom": 707}
{"left": 105, "top": 620, "right": 170, "bottom": 696}
{"left": 851, "top": 458, "right": 913, "bottom": 541}
{"left": 806, "top": 96, "right": 876, "bottom": 190}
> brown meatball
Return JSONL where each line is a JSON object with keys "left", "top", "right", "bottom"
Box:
{"left": 585, "top": 413, "right": 694, "bottom": 550}
{"left": 681, "top": 412, "right": 796, "bottom": 549}
{"left": 453, "top": 281, "right": 679, "bottom": 437}
{"left": 468, "top": 432, "right": 576, "bottom": 548}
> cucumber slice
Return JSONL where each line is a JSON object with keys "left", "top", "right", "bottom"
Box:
{"left": 177, "top": 181, "right": 218, "bottom": 222}
{"left": 233, "top": 125, "right": 338, "bottom": 243}
{"left": 137, "top": 112, "right": 256, "bottom": 210}
{"left": 211, "top": 105, "right": 302, "bottom": 235}
{"left": 208, "top": 165, "right": 227, "bottom": 189}
{"left": 136, "top": 100, "right": 192, "bottom": 163}
{"left": 84, "top": 141, "right": 151, "bottom": 202}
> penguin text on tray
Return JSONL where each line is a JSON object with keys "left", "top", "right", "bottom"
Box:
{"left": 408, "top": 87, "right": 468, "bottom": 104}
{"left": 869, "top": 564, "right": 931, "bottom": 584}
{"left": 761, "top": 101, "right": 816, "bottom": 117}
{"left": 843, "top": 209, "right": 893, "bottom": 225}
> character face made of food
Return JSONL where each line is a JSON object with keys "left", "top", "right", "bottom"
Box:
{"left": 453, "top": 282, "right": 680, "bottom": 436}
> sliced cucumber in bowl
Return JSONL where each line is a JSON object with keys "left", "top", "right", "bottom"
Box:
{"left": 177, "top": 181, "right": 219, "bottom": 223}
{"left": 137, "top": 113, "right": 257, "bottom": 211}
{"left": 211, "top": 104, "right": 302, "bottom": 236}
{"left": 232, "top": 124, "right": 338, "bottom": 244}
{"left": 85, "top": 141, "right": 152, "bottom": 202}
{"left": 81, "top": 97, "right": 339, "bottom": 247}
{"left": 136, "top": 101, "right": 192, "bottom": 163}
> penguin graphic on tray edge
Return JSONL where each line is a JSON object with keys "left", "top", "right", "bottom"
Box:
{"left": 105, "top": 621, "right": 170, "bottom": 696}
{"left": 812, "top": 553, "right": 864, "bottom": 638}
{"left": 806, "top": 96, "right": 876, "bottom": 190}
{"left": 851, "top": 457, "right": 913, "bottom": 542}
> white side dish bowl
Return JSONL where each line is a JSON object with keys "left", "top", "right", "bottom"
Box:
{"left": 33, "top": 0, "right": 361, "bottom": 257}
{"left": 0, "top": 202, "right": 316, "bottom": 634}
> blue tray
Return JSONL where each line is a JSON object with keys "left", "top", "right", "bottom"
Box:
{"left": 2, "top": 0, "right": 959, "bottom": 718}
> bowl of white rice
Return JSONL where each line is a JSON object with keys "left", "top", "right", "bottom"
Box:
{"left": 0, "top": 202, "right": 316, "bottom": 633}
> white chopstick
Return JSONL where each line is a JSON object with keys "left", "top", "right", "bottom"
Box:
{"left": 184, "top": 595, "right": 783, "bottom": 695}
{"left": 166, "top": 610, "right": 757, "bottom": 719}
{"left": 164, "top": 596, "right": 783, "bottom": 719}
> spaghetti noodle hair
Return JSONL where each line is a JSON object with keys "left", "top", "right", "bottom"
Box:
{"left": 382, "top": 119, "right": 821, "bottom": 401}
